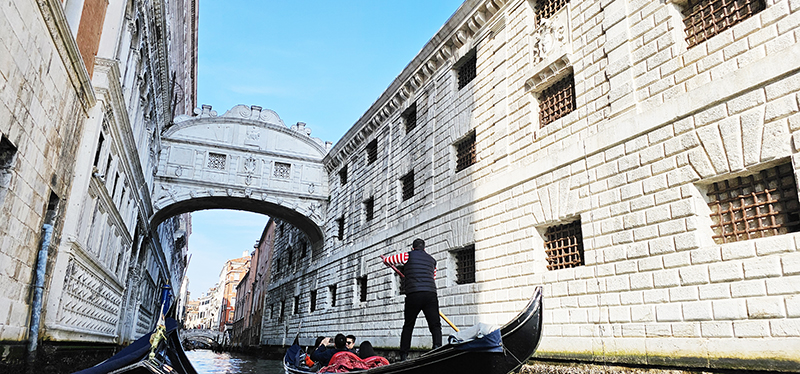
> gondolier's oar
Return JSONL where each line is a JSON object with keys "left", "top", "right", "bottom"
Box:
{"left": 380, "top": 255, "right": 460, "bottom": 332}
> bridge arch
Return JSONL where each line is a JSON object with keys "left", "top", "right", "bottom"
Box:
{"left": 151, "top": 105, "right": 330, "bottom": 244}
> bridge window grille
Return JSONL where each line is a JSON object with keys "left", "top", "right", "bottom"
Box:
{"left": 329, "top": 285, "right": 337, "bottom": 307}
{"left": 706, "top": 163, "right": 800, "bottom": 244}
{"left": 0, "top": 137, "right": 18, "bottom": 208}
{"left": 539, "top": 73, "right": 575, "bottom": 127}
{"left": 293, "top": 296, "right": 300, "bottom": 315}
{"left": 453, "top": 244, "right": 476, "bottom": 284}
{"left": 401, "top": 171, "right": 414, "bottom": 201}
{"left": 310, "top": 290, "right": 317, "bottom": 312}
{"left": 534, "top": 0, "right": 570, "bottom": 26}
{"left": 357, "top": 276, "right": 367, "bottom": 302}
{"left": 336, "top": 216, "right": 344, "bottom": 240}
{"left": 339, "top": 166, "right": 348, "bottom": 185}
{"left": 207, "top": 152, "right": 226, "bottom": 170}
{"left": 682, "top": 0, "right": 765, "bottom": 48}
{"left": 403, "top": 103, "right": 417, "bottom": 133}
{"left": 457, "top": 51, "right": 477, "bottom": 90}
{"left": 544, "top": 219, "right": 584, "bottom": 270}
{"left": 364, "top": 197, "right": 375, "bottom": 222}
{"left": 455, "top": 131, "right": 476, "bottom": 173}
{"left": 274, "top": 162, "right": 291, "bottom": 179}
{"left": 366, "top": 139, "right": 378, "bottom": 164}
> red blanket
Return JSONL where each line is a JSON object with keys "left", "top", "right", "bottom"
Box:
{"left": 319, "top": 351, "right": 389, "bottom": 373}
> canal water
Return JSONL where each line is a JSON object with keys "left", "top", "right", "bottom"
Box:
{"left": 185, "top": 350, "right": 284, "bottom": 374}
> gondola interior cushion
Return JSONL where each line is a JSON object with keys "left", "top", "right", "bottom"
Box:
{"left": 447, "top": 323, "right": 503, "bottom": 353}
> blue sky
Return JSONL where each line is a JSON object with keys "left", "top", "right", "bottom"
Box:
{"left": 186, "top": 0, "right": 464, "bottom": 298}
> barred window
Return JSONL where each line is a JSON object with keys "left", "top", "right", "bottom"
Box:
{"left": 293, "top": 295, "right": 300, "bottom": 315}
{"left": 403, "top": 103, "right": 417, "bottom": 133}
{"left": 274, "top": 162, "right": 291, "bottom": 179}
{"left": 457, "top": 52, "right": 477, "bottom": 90}
{"left": 455, "top": 131, "right": 476, "bottom": 173}
{"left": 1, "top": 137, "right": 18, "bottom": 207}
{"left": 706, "top": 163, "right": 800, "bottom": 244}
{"left": 401, "top": 171, "right": 415, "bottom": 201}
{"left": 364, "top": 197, "right": 375, "bottom": 222}
{"left": 453, "top": 244, "right": 476, "bottom": 284}
{"left": 300, "top": 241, "right": 307, "bottom": 257}
{"left": 339, "top": 165, "right": 348, "bottom": 185}
{"left": 207, "top": 152, "right": 226, "bottom": 170}
{"left": 336, "top": 216, "right": 345, "bottom": 240}
{"left": 357, "top": 276, "right": 368, "bottom": 302}
{"left": 310, "top": 290, "right": 317, "bottom": 312}
{"left": 397, "top": 265, "right": 406, "bottom": 295}
{"left": 366, "top": 139, "right": 378, "bottom": 164}
{"left": 683, "top": 0, "right": 766, "bottom": 48}
{"left": 539, "top": 74, "right": 575, "bottom": 127}
{"left": 329, "top": 285, "right": 337, "bottom": 307}
{"left": 544, "top": 219, "right": 584, "bottom": 270}
{"left": 287, "top": 247, "right": 293, "bottom": 265}
{"left": 535, "top": 0, "right": 570, "bottom": 26}
{"left": 279, "top": 300, "right": 285, "bottom": 321}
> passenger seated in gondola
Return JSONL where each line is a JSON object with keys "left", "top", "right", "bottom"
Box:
{"left": 345, "top": 334, "right": 357, "bottom": 353}
{"left": 311, "top": 333, "right": 350, "bottom": 366}
{"left": 357, "top": 340, "right": 376, "bottom": 360}
{"left": 300, "top": 336, "right": 325, "bottom": 370}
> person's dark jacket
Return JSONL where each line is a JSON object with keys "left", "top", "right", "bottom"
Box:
{"left": 404, "top": 249, "right": 437, "bottom": 294}
{"left": 311, "top": 345, "right": 349, "bottom": 366}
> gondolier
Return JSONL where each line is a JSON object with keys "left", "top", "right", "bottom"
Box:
{"left": 382, "top": 238, "right": 441, "bottom": 361}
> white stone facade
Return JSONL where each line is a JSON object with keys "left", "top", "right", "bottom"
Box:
{"left": 262, "top": 0, "right": 800, "bottom": 371}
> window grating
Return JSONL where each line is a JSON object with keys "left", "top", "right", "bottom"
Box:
{"left": 0, "top": 137, "right": 18, "bottom": 207}
{"left": 401, "top": 171, "right": 415, "bottom": 201}
{"left": 336, "top": 216, "right": 344, "bottom": 240}
{"left": 364, "top": 197, "right": 375, "bottom": 222}
{"left": 366, "top": 139, "right": 378, "bottom": 164}
{"left": 682, "top": 0, "right": 765, "bottom": 48}
{"left": 329, "top": 285, "right": 337, "bottom": 307}
{"left": 706, "top": 163, "right": 800, "bottom": 244}
{"left": 339, "top": 166, "right": 348, "bottom": 185}
{"left": 207, "top": 152, "right": 226, "bottom": 170}
{"left": 279, "top": 300, "right": 285, "bottom": 321}
{"left": 539, "top": 74, "right": 576, "bottom": 127}
{"left": 274, "top": 162, "right": 291, "bottom": 179}
{"left": 535, "top": 0, "right": 570, "bottom": 26}
{"left": 544, "top": 219, "right": 584, "bottom": 270}
{"left": 293, "top": 295, "right": 299, "bottom": 315}
{"left": 397, "top": 265, "right": 406, "bottom": 295}
{"left": 454, "top": 244, "right": 476, "bottom": 284}
{"left": 310, "top": 290, "right": 317, "bottom": 312}
{"left": 300, "top": 241, "right": 307, "bottom": 257}
{"left": 403, "top": 103, "right": 417, "bottom": 133}
{"left": 455, "top": 132, "right": 476, "bottom": 173}
{"left": 457, "top": 53, "right": 477, "bottom": 89}
{"left": 357, "top": 276, "right": 367, "bottom": 302}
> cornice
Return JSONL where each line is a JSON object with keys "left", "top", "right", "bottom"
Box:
{"left": 323, "top": 0, "right": 510, "bottom": 172}
{"left": 36, "top": 0, "right": 97, "bottom": 112}
{"left": 94, "top": 57, "right": 156, "bottom": 227}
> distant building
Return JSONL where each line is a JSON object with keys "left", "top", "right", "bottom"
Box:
{"left": 232, "top": 218, "right": 275, "bottom": 347}
{"left": 215, "top": 252, "right": 251, "bottom": 331}
{"left": 184, "top": 299, "right": 200, "bottom": 329}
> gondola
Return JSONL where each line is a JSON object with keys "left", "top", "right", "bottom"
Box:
{"left": 284, "top": 286, "right": 543, "bottom": 374}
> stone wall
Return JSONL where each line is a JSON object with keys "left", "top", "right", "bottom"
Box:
{"left": 262, "top": 0, "right": 800, "bottom": 372}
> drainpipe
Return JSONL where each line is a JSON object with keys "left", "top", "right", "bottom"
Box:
{"left": 27, "top": 223, "right": 53, "bottom": 369}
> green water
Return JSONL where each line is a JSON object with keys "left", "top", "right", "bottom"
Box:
{"left": 185, "top": 350, "right": 284, "bottom": 374}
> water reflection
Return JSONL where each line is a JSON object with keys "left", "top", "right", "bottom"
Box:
{"left": 186, "top": 350, "right": 283, "bottom": 374}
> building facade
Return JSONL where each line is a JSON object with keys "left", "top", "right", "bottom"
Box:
{"left": 215, "top": 252, "right": 250, "bottom": 331}
{"left": 0, "top": 0, "right": 197, "bottom": 370}
{"left": 232, "top": 218, "right": 275, "bottom": 348}
{"left": 261, "top": 0, "right": 800, "bottom": 372}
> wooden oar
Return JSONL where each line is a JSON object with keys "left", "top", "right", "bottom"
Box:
{"left": 380, "top": 255, "right": 460, "bottom": 332}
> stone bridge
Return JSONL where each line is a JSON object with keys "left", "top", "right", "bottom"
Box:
{"left": 151, "top": 105, "right": 330, "bottom": 244}
{"left": 181, "top": 328, "right": 223, "bottom": 346}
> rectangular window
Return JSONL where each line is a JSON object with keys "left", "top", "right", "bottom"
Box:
{"left": 279, "top": 300, "right": 285, "bottom": 321}
{"left": 397, "top": 265, "right": 406, "bottom": 295}
{"left": 534, "top": 0, "right": 570, "bottom": 26}
{"left": 310, "top": 290, "right": 317, "bottom": 312}
{"left": 93, "top": 133, "right": 104, "bottom": 167}
{"left": 300, "top": 241, "right": 307, "bottom": 257}
{"left": 453, "top": 244, "right": 476, "bottom": 284}
{"left": 457, "top": 52, "right": 477, "bottom": 90}
{"left": 401, "top": 171, "right": 415, "bottom": 201}
{"left": 357, "top": 276, "right": 368, "bottom": 302}
{"left": 544, "top": 219, "right": 584, "bottom": 270}
{"left": 293, "top": 295, "right": 300, "bottom": 315}
{"left": 683, "top": 0, "right": 766, "bottom": 48}
{"left": 366, "top": 139, "right": 378, "bottom": 164}
{"left": 0, "top": 137, "right": 18, "bottom": 208}
{"left": 364, "top": 197, "right": 375, "bottom": 222}
{"left": 336, "top": 216, "right": 345, "bottom": 240}
{"left": 706, "top": 163, "right": 800, "bottom": 243}
{"left": 455, "top": 131, "right": 476, "bottom": 173}
{"left": 539, "top": 73, "right": 575, "bottom": 127}
{"left": 274, "top": 162, "right": 291, "bottom": 179}
{"left": 402, "top": 103, "right": 417, "bottom": 133}
{"left": 276, "top": 257, "right": 281, "bottom": 274}
{"left": 339, "top": 166, "right": 348, "bottom": 185}
{"left": 329, "top": 285, "right": 337, "bottom": 307}
{"left": 208, "top": 152, "right": 226, "bottom": 170}
{"left": 287, "top": 247, "right": 293, "bottom": 265}
{"left": 105, "top": 154, "right": 113, "bottom": 174}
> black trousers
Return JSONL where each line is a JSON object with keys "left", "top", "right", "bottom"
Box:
{"left": 400, "top": 291, "right": 442, "bottom": 352}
